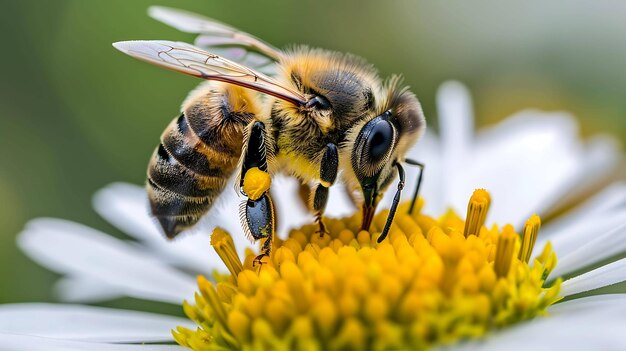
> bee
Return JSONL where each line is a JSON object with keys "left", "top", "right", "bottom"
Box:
{"left": 113, "top": 6, "right": 426, "bottom": 264}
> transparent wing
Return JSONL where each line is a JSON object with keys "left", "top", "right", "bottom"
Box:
{"left": 148, "top": 6, "right": 281, "bottom": 75}
{"left": 113, "top": 40, "right": 306, "bottom": 106}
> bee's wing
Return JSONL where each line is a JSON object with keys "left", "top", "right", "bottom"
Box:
{"left": 113, "top": 40, "right": 306, "bottom": 106}
{"left": 148, "top": 6, "right": 281, "bottom": 75}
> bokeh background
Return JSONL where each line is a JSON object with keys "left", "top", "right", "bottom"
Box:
{"left": 1, "top": 0, "right": 625, "bottom": 309}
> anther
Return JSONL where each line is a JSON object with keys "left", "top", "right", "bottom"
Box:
{"left": 494, "top": 225, "right": 517, "bottom": 278}
{"left": 463, "top": 189, "right": 491, "bottom": 237}
{"left": 211, "top": 228, "right": 243, "bottom": 277}
{"left": 518, "top": 215, "right": 541, "bottom": 263}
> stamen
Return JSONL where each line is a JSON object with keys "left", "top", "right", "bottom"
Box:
{"left": 211, "top": 228, "right": 243, "bottom": 277}
{"left": 463, "top": 189, "right": 491, "bottom": 237}
{"left": 518, "top": 214, "right": 541, "bottom": 263}
{"left": 494, "top": 225, "right": 517, "bottom": 278}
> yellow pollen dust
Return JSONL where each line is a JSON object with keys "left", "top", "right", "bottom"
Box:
{"left": 174, "top": 191, "right": 562, "bottom": 351}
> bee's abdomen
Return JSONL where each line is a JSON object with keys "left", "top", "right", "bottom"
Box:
{"left": 147, "top": 85, "right": 255, "bottom": 238}
{"left": 160, "top": 114, "right": 230, "bottom": 179}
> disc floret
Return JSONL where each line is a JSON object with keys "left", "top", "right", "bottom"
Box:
{"left": 174, "top": 190, "right": 562, "bottom": 350}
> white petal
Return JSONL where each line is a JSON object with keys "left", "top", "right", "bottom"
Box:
{"left": 561, "top": 258, "right": 626, "bottom": 296}
{"left": 540, "top": 181, "right": 626, "bottom": 240}
{"left": 447, "top": 111, "right": 620, "bottom": 229}
{"left": 93, "top": 183, "right": 225, "bottom": 275}
{"left": 548, "top": 294, "right": 626, "bottom": 316}
{"left": 17, "top": 218, "right": 196, "bottom": 304}
{"left": 0, "top": 333, "right": 184, "bottom": 351}
{"left": 92, "top": 183, "right": 162, "bottom": 242}
{"left": 438, "top": 81, "right": 474, "bottom": 163}
{"left": 456, "top": 111, "right": 582, "bottom": 225}
{"left": 54, "top": 278, "right": 123, "bottom": 303}
{"left": 534, "top": 136, "right": 621, "bottom": 216}
{"left": 453, "top": 294, "right": 626, "bottom": 351}
{"left": 437, "top": 81, "right": 474, "bottom": 215}
{"left": 326, "top": 182, "right": 358, "bottom": 219}
{"left": 536, "top": 205, "right": 626, "bottom": 255}
{"left": 0, "top": 304, "right": 192, "bottom": 343}
{"left": 549, "top": 221, "right": 626, "bottom": 278}
{"left": 410, "top": 83, "right": 620, "bottom": 227}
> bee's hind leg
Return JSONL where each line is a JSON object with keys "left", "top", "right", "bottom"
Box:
{"left": 311, "top": 143, "right": 339, "bottom": 237}
{"left": 240, "top": 121, "right": 275, "bottom": 266}
{"left": 242, "top": 195, "right": 274, "bottom": 267}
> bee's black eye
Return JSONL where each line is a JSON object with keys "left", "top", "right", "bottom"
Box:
{"left": 352, "top": 112, "right": 396, "bottom": 179}
{"left": 366, "top": 120, "right": 393, "bottom": 163}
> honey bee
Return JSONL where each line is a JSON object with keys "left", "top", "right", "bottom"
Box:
{"left": 113, "top": 6, "right": 426, "bottom": 264}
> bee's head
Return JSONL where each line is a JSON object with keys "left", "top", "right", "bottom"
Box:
{"left": 344, "top": 77, "right": 425, "bottom": 230}
{"left": 279, "top": 47, "right": 381, "bottom": 133}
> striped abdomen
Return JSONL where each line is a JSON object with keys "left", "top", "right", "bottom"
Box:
{"left": 147, "top": 83, "right": 257, "bottom": 238}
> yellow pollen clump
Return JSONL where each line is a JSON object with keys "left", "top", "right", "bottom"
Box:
{"left": 242, "top": 167, "right": 271, "bottom": 201}
{"left": 174, "top": 191, "right": 562, "bottom": 351}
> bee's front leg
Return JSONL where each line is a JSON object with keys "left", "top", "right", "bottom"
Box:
{"left": 240, "top": 121, "right": 275, "bottom": 266}
{"left": 311, "top": 143, "right": 338, "bottom": 237}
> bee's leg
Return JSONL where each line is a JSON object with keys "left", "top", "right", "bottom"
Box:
{"left": 239, "top": 121, "right": 275, "bottom": 266}
{"left": 312, "top": 143, "right": 339, "bottom": 237}
{"left": 377, "top": 162, "right": 406, "bottom": 243}
{"left": 242, "top": 194, "right": 275, "bottom": 267}
{"left": 404, "top": 158, "right": 425, "bottom": 215}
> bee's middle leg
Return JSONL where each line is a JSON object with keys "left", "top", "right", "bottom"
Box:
{"left": 311, "top": 143, "right": 339, "bottom": 237}
{"left": 240, "top": 121, "right": 275, "bottom": 266}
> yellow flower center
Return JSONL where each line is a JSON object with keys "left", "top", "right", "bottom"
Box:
{"left": 173, "top": 190, "right": 562, "bottom": 350}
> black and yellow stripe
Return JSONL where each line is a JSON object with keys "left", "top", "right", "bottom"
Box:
{"left": 147, "top": 83, "right": 256, "bottom": 238}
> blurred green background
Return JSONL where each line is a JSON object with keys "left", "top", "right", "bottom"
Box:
{"left": 1, "top": 0, "right": 625, "bottom": 306}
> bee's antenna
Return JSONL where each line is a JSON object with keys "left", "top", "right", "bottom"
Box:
{"left": 404, "top": 158, "right": 425, "bottom": 215}
{"left": 377, "top": 162, "right": 405, "bottom": 243}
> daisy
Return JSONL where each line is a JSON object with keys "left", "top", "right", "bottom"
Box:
{"left": 2, "top": 82, "right": 625, "bottom": 350}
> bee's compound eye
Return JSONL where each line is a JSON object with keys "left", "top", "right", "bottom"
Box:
{"left": 366, "top": 120, "right": 393, "bottom": 162}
